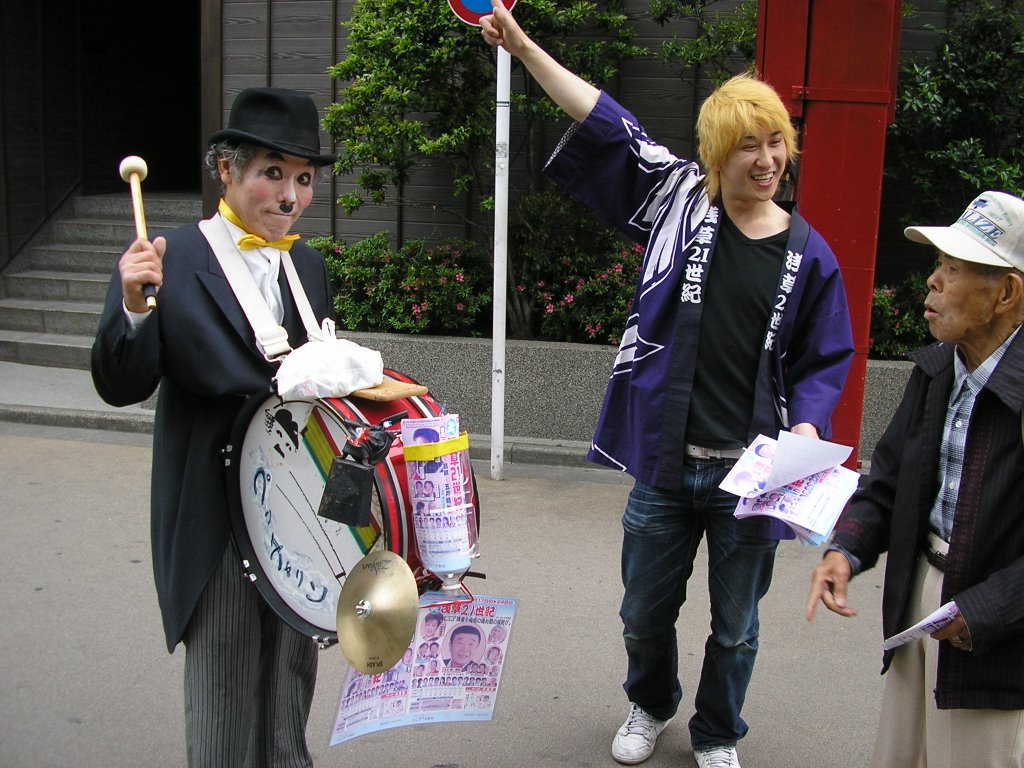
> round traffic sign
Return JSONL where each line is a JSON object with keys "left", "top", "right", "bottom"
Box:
{"left": 448, "top": 0, "right": 516, "bottom": 27}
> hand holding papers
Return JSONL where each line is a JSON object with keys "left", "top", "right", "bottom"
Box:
{"left": 882, "top": 601, "right": 960, "bottom": 650}
{"left": 719, "top": 432, "right": 859, "bottom": 546}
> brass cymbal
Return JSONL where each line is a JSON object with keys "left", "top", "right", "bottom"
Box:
{"left": 336, "top": 550, "right": 419, "bottom": 674}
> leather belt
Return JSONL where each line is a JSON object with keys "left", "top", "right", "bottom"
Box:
{"left": 684, "top": 444, "right": 745, "bottom": 460}
{"left": 925, "top": 546, "right": 948, "bottom": 572}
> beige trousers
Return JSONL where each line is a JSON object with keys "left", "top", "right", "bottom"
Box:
{"left": 871, "top": 534, "right": 1024, "bottom": 768}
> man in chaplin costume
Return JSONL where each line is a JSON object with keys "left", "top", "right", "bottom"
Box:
{"left": 92, "top": 88, "right": 336, "bottom": 766}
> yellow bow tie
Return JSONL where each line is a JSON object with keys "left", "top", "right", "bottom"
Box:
{"left": 219, "top": 199, "right": 300, "bottom": 252}
{"left": 236, "top": 233, "right": 300, "bottom": 251}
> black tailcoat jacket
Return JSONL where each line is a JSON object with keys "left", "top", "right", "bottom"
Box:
{"left": 92, "top": 224, "right": 333, "bottom": 652}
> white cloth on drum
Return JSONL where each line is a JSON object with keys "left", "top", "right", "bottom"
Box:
{"left": 274, "top": 319, "right": 384, "bottom": 399}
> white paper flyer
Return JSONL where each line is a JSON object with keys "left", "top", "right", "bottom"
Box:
{"left": 882, "top": 601, "right": 960, "bottom": 650}
{"left": 719, "top": 432, "right": 859, "bottom": 546}
{"left": 329, "top": 592, "right": 518, "bottom": 746}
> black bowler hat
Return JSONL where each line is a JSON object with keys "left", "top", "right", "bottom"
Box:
{"left": 208, "top": 87, "right": 336, "bottom": 166}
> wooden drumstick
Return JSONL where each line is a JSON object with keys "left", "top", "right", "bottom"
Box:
{"left": 118, "top": 155, "right": 157, "bottom": 309}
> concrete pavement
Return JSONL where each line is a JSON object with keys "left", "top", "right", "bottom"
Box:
{"left": 0, "top": 415, "right": 888, "bottom": 768}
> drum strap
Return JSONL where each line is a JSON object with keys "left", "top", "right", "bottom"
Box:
{"left": 280, "top": 250, "right": 329, "bottom": 343}
{"left": 198, "top": 215, "right": 324, "bottom": 361}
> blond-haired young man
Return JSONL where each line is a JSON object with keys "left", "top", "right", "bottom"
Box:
{"left": 483, "top": 4, "right": 853, "bottom": 766}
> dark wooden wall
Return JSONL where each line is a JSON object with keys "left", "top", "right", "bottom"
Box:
{"left": 876, "top": 1, "right": 957, "bottom": 283}
{"left": 0, "top": 0, "right": 82, "bottom": 269}
{"left": 0, "top": 0, "right": 960, "bottom": 273}
{"left": 218, "top": 0, "right": 956, "bottom": 270}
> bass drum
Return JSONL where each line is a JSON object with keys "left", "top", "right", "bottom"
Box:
{"left": 224, "top": 370, "right": 470, "bottom": 645}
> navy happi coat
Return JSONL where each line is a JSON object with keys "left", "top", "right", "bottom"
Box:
{"left": 546, "top": 92, "right": 854, "bottom": 538}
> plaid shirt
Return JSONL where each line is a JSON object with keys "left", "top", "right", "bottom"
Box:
{"left": 929, "top": 327, "right": 1020, "bottom": 540}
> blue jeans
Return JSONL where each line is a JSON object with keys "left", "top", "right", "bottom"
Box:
{"left": 619, "top": 458, "right": 778, "bottom": 750}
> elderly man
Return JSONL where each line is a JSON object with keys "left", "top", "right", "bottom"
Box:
{"left": 807, "top": 191, "right": 1024, "bottom": 768}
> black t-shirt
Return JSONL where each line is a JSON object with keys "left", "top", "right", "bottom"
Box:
{"left": 685, "top": 211, "right": 788, "bottom": 448}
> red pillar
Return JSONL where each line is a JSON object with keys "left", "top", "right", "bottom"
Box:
{"left": 757, "top": 0, "right": 902, "bottom": 466}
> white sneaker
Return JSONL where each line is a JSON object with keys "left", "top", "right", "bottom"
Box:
{"left": 611, "top": 703, "right": 672, "bottom": 764}
{"left": 694, "top": 745, "right": 741, "bottom": 768}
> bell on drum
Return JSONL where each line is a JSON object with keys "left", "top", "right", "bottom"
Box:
{"left": 317, "top": 458, "right": 375, "bottom": 527}
{"left": 318, "top": 408, "right": 401, "bottom": 528}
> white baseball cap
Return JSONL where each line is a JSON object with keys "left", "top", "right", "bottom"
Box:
{"left": 905, "top": 190, "right": 1024, "bottom": 272}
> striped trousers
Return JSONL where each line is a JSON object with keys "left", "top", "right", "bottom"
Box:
{"left": 182, "top": 540, "right": 318, "bottom": 768}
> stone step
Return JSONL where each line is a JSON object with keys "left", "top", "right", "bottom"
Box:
{"left": 53, "top": 217, "right": 190, "bottom": 247}
{"left": 0, "top": 298, "right": 101, "bottom": 336}
{"left": 24, "top": 243, "right": 120, "bottom": 275}
{"left": 3, "top": 270, "right": 110, "bottom": 302}
{"left": 73, "top": 193, "right": 202, "bottom": 222}
{"left": 0, "top": 329, "right": 92, "bottom": 370}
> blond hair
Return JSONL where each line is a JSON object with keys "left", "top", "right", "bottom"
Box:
{"left": 696, "top": 73, "right": 799, "bottom": 201}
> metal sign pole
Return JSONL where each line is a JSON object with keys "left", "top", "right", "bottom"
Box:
{"left": 446, "top": 0, "right": 516, "bottom": 479}
{"left": 490, "top": 47, "right": 511, "bottom": 480}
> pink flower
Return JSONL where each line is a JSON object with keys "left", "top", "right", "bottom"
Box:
{"left": 455, "top": 273, "right": 465, "bottom": 282}
{"left": 563, "top": 293, "right": 574, "bottom": 304}
{"left": 516, "top": 284, "right": 527, "bottom": 293}
{"left": 439, "top": 276, "right": 448, "bottom": 284}
{"left": 456, "top": 303, "right": 465, "bottom": 312}
{"left": 545, "top": 303, "right": 555, "bottom": 314}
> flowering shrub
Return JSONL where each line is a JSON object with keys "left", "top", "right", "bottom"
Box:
{"left": 310, "top": 231, "right": 933, "bottom": 359}
{"left": 308, "top": 233, "right": 492, "bottom": 336}
{"left": 507, "top": 188, "right": 642, "bottom": 344}
{"left": 528, "top": 243, "right": 644, "bottom": 346}
{"left": 869, "top": 271, "right": 932, "bottom": 360}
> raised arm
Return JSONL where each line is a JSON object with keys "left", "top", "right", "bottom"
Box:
{"left": 480, "top": 0, "right": 600, "bottom": 123}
